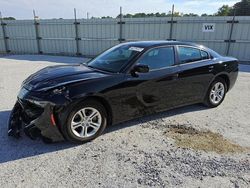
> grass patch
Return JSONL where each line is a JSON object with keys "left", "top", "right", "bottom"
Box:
{"left": 166, "top": 125, "right": 246, "bottom": 154}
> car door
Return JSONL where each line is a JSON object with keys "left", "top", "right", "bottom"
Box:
{"left": 176, "top": 46, "right": 215, "bottom": 105}
{"left": 119, "top": 46, "right": 182, "bottom": 120}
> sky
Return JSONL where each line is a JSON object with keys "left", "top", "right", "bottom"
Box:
{"left": 0, "top": 0, "right": 240, "bottom": 19}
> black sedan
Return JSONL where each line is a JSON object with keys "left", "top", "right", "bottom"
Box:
{"left": 8, "top": 41, "right": 238, "bottom": 143}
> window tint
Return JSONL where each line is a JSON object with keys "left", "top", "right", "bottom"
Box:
{"left": 201, "top": 50, "right": 210, "bottom": 60}
{"left": 87, "top": 44, "right": 141, "bottom": 73}
{"left": 137, "top": 47, "right": 175, "bottom": 70}
{"left": 178, "top": 47, "right": 202, "bottom": 64}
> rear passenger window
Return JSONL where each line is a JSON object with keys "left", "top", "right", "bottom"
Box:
{"left": 178, "top": 47, "right": 202, "bottom": 64}
{"left": 201, "top": 50, "right": 210, "bottom": 60}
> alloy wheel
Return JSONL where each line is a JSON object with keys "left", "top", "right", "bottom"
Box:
{"left": 209, "top": 82, "right": 225, "bottom": 105}
{"left": 70, "top": 107, "right": 102, "bottom": 138}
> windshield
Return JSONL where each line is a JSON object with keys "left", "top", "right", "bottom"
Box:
{"left": 86, "top": 44, "right": 143, "bottom": 73}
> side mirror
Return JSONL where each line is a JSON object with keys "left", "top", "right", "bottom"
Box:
{"left": 132, "top": 64, "right": 149, "bottom": 74}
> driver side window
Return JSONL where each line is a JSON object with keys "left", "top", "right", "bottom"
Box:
{"left": 137, "top": 47, "right": 175, "bottom": 71}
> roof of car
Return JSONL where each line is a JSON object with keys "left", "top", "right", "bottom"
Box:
{"left": 121, "top": 40, "right": 221, "bottom": 58}
{"left": 123, "top": 40, "right": 201, "bottom": 48}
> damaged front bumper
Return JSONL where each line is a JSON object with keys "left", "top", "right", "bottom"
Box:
{"left": 8, "top": 90, "right": 65, "bottom": 143}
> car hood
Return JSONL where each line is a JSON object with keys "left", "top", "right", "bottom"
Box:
{"left": 22, "top": 64, "right": 110, "bottom": 91}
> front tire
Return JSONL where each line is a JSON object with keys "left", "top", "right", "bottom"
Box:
{"left": 204, "top": 77, "right": 227, "bottom": 108}
{"left": 63, "top": 100, "right": 107, "bottom": 144}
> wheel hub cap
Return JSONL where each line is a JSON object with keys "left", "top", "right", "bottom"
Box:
{"left": 70, "top": 107, "right": 102, "bottom": 138}
{"left": 209, "top": 82, "right": 225, "bottom": 104}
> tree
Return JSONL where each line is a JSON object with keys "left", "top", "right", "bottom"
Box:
{"left": 134, "top": 13, "right": 146, "bottom": 18}
{"left": 3, "top": 17, "right": 15, "bottom": 20}
{"left": 117, "top": 12, "right": 182, "bottom": 18}
{"left": 183, "top": 13, "right": 198, "bottom": 17}
{"left": 101, "top": 16, "right": 112, "bottom": 19}
{"left": 215, "top": 5, "right": 233, "bottom": 16}
{"left": 173, "top": 12, "right": 182, "bottom": 17}
{"left": 201, "top": 13, "right": 208, "bottom": 17}
{"left": 123, "top": 14, "right": 133, "bottom": 18}
{"left": 215, "top": 0, "right": 250, "bottom": 16}
{"left": 233, "top": 0, "right": 250, "bottom": 16}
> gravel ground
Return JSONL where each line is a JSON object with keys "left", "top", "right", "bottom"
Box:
{"left": 0, "top": 55, "right": 249, "bottom": 188}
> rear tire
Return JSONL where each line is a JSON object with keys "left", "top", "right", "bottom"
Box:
{"left": 62, "top": 100, "right": 107, "bottom": 144}
{"left": 204, "top": 77, "right": 227, "bottom": 108}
